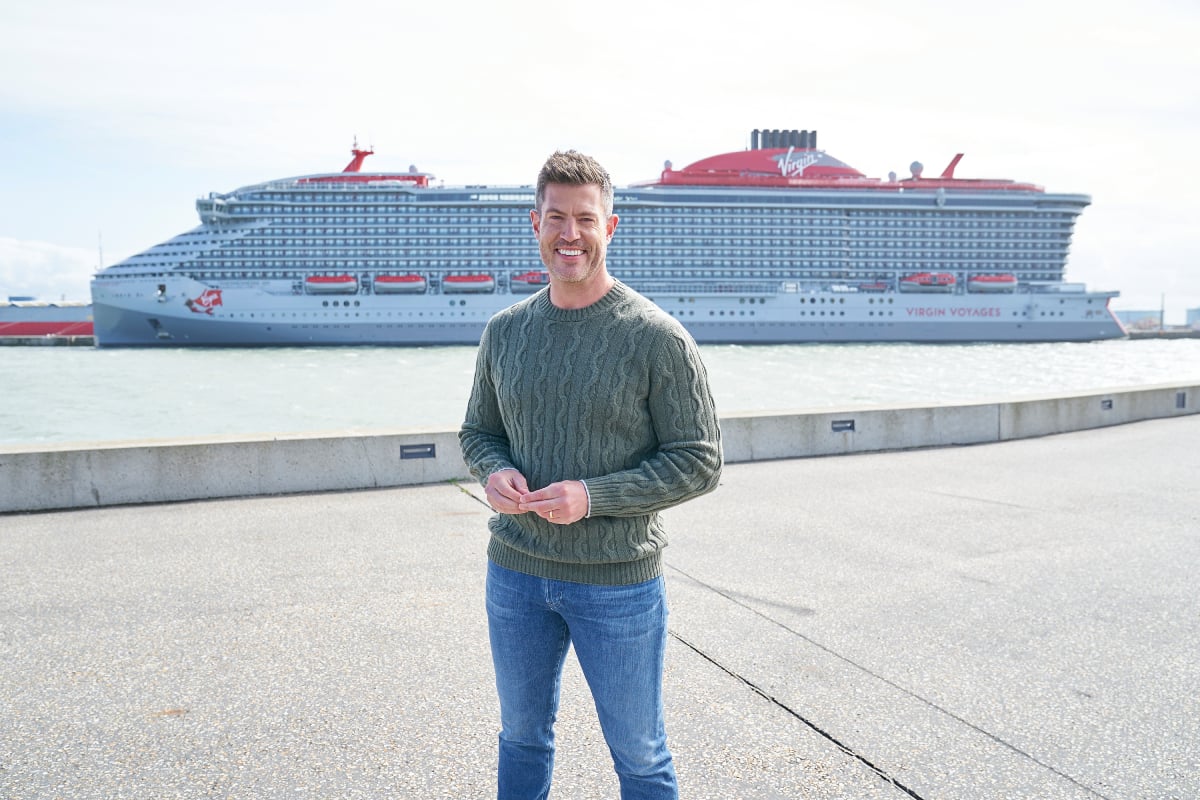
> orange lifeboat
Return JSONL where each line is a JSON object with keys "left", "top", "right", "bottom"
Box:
{"left": 967, "top": 274, "right": 1018, "bottom": 293}
{"left": 373, "top": 274, "right": 428, "bottom": 294}
{"left": 304, "top": 274, "right": 359, "bottom": 295}
{"left": 899, "top": 272, "right": 956, "bottom": 293}
{"left": 443, "top": 274, "right": 496, "bottom": 294}
{"left": 511, "top": 270, "right": 550, "bottom": 293}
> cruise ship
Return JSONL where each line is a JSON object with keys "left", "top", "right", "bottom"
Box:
{"left": 89, "top": 129, "right": 1124, "bottom": 346}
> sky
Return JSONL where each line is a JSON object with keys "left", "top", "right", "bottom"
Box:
{"left": 2, "top": 0, "right": 1198, "bottom": 322}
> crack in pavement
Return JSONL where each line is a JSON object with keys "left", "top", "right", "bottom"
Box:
{"left": 667, "top": 563, "right": 1116, "bottom": 800}
{"left": 669, "top": 628, "right": 927, "bottom": 799}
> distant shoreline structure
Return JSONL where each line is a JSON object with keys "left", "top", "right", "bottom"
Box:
{"left": 0, "top": 298, "right": 93, "bottom": 340}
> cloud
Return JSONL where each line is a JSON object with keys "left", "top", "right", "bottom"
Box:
{"left": 0, "top": 238, "right": 95, "bottom": 301}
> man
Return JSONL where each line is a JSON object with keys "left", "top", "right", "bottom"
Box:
{"left": 459, "top": 149, "right": 723, "bottom": 800}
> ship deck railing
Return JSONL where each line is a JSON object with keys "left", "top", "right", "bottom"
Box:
{"left": 627, "top": 281, "right": 786, "bottom": 295}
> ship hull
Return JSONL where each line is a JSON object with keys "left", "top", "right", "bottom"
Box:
{"left": 91, "top": 277, "right": 1123, "bottom": 346}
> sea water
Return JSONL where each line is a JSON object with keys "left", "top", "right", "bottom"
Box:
{"left": 1, "top": 339, "right": 1198, "bottom": 447}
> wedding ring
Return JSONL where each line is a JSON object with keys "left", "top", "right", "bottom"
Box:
{"left": 549, "top": 509, "right": 555, "bottom": 520}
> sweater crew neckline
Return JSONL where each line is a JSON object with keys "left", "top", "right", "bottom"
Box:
{"left": 535, "top": 281, "right": 628, "bottom": 320}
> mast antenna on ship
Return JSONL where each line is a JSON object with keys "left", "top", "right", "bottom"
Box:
{"left": 343, "top": 135, "right": 375, "bottom": 173}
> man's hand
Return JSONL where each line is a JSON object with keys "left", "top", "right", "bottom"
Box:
{"left": 485, "top": 469, "right": 531, "bottom": 514}
{"left": 519, "top": 480, "right": 588, "bottom": 525}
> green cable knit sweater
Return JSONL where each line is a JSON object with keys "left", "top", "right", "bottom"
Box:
{"left": 459, "top": 281, "right": 723, "bottom": 585}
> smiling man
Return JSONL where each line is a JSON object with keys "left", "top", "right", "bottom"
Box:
{"left": 531, "top": 176, "right": 615, "bottom": 302}
{"left": 459, "top": 150, "right": 723, "bottom": 800}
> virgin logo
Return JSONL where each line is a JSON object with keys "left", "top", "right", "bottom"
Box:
{"left": 185, "top": 288, "right": 223, "bottom": 315}
{"left": 777, "top": 146, "right": 819, "bottom": 178}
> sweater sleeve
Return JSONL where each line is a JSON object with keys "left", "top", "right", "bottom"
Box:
{"left": 458, "top": 324, "right": 518, "bottom": 484}
{"left": 583, "top": 328, "right": 722, "bottom": 516}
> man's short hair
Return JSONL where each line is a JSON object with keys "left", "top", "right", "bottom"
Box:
{"left": 535, "top": 150, "right": 614, "bottom": 217}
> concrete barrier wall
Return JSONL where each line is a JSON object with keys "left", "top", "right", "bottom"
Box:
{"left": 1, "top": 430, "right": 469, "bottom": 514}
{"left": 999, "top": 385, "right": 1196, "bottom": 439}
{"left": 2, "top": 383, "right": 1196, "bottom": 514}
{"left": 719, "top": 402, "right": 1003, "bottom": 462}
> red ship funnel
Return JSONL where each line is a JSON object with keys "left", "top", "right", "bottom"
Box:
{"left": 343, "top": 145, "right": 375, "bottom": 173}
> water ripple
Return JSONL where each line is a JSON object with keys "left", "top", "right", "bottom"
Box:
{"left": 1, "top": 340, "right": 1197, "bottom": 446}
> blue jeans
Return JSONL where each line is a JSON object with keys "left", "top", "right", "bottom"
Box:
{"left": 485, "top": 560, "right": 678, "bottom": 800}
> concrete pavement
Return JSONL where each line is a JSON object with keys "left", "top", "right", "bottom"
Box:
{"left": 2, "top": 415, "right": 1198, "bottom": 799}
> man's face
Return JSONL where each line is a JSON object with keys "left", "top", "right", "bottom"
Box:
{"left": 531, "top": 183, "right": 618, "bottom": 288}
